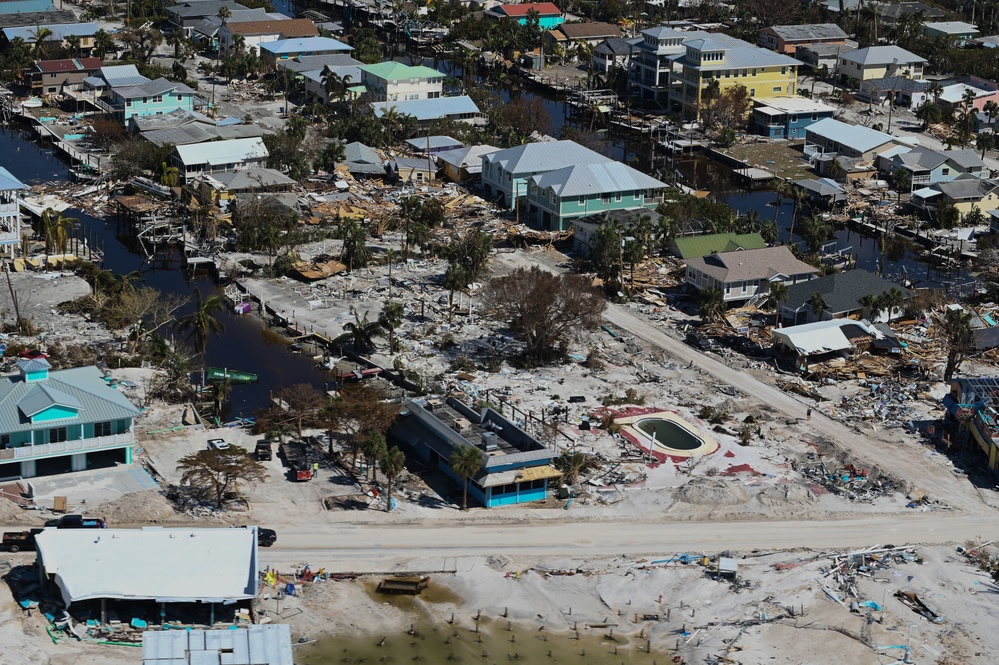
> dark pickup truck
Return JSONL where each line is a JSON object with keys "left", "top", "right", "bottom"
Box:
{"left": 45, "top": 515, "right": 107, "bottom": 529}
{"left": 255, "top": 441, "right": 273, "bottom": 461}
{"left": 1, "top": 529, "right": 43, "bottom": 553}
{"left": 258, "top": 527, "right": 277, "bottom": 547}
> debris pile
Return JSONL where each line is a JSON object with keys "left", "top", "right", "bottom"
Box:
{"left": 797, "top": 461, "right": 900, "bottom": 501}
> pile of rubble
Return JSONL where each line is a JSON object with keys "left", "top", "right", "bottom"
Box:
{"left": 796, "top": 461, "right": 900, "bottom": 502}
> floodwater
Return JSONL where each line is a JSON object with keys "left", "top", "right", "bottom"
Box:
{"left": 0, "top": 125, "right": 327, "bottom": 418}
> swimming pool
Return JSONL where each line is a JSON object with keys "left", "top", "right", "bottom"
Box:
{"left": 635, "top": 418, "right": 703, "bottom": 451}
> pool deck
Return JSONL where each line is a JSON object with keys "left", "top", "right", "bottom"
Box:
{"left": 613, "top": 408, "right": 720, "bottom": 462}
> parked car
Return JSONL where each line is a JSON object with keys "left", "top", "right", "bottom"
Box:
{"left": 257, "top": 527, "right": 277, "bottom": 547}
{"left": 1, "top": 529, "right": 43, "bottom": 552}
{"left": 255, "top": 441, "right": 273, "bottom": 461}
{"left": 45, "top": 515, "right": 106, "bottom": 528}
{"left": 207, "top": 438, "right": 232, "bottom": 451}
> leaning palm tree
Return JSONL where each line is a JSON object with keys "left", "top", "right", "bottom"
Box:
{"left": 808, "top": 291, "right": 827, "bottom": 319}
{"left": 332, "top": 308, "right": 383, "bottom": 353}
{"left": 378, "top": 300, "right": 405, "bottom": 353}
{"left": 772, "top": 179, "right": 790, "bottom": 226}
{"left": 41, "top": 208, "right": 77, "bottom": 256}
{"left": 788, "top": 186, "right": 808, "bottom": 243}
{"left": 764, "top": 281, "right": 789, "bottom": 327}
{"left": 379, "top": 446, "right": 406, "bottom": 512}
{"left": 449, "top": 444, "right": 483, "bottom": 510}
{"left": 698, "top": 286, "right": 727, "bottom": 324}
{"left": 177, "top": 290, "right": 226, "bottom": 357}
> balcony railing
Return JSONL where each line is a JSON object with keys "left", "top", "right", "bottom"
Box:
{"left": 0, "top": 432, "right": 135, "bottom": 461}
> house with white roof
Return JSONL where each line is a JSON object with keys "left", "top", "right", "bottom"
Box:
{"left": 838, "top": 45, "right": 927, "bottom": 84}
{"left": 170, "top": 137, "right": 269, "bottom": 184}
{"left": 749, "top": 97, "right": 837, "bottom": 139}
{"left": 436, "top": 145, "right": 500, "bottom": 182}
{"left": 525, "top": 161, "right": 667, "bottom": 231}
{"left": 922, "top": 21, "right": 979, "bottom": 46}
{"left": 0, "top": 358, "right": 141, "bottom": 479}
{"left": 0, "top": 166, "right": 26, "bottom": 256}
{"left": 804, "top": 118, "right": 900, "bottom": 161}
{"left": 481, "top": 139, "right": 609, "bottom": 208}
{"left": 371, "top": 96, "right": 482, "bottom": 127}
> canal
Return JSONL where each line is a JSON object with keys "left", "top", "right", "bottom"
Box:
{"left": 0, "top": 125, "right": 328, "bottom": 420}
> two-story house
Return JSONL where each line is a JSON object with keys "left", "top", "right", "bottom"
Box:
{"left": 258, "top": 36, "right": 353, "bottom": 66}
{"left": 480, "top": 139, "right": 608, "bottom": 208}
{"left": 108, "top": 78, "right": 200, "bottom": 122}
{"left": 593, "top": 37, "right": 640, "bottom": 73}
{"left": 358, "top": 61, "right": 445, "bottom": 102}
{"left": 29, "top": 57, "right": 102, "bottom": 95}
{"left": 490, "top": 3, "right": 564, "bottom": 29}
{"left": 877, "top": 146, "right": 985, "bottom": 189}
{"left": 922, "top": 21, "right": 979, "bottom": 46}
{"left": 0, "top": 166, "right": 26, "bottom": 256}
{"left": 838, "top": 46, "right": 926, "bottom": 84}
{"left": 545, "top": 22, "right": 623, "bottom": 49}
{"left": 804, "top": 118, "right": 899, "bottom": 161}
{"left": 525, "top": 161, "right": 667, "bottom": 231}
{"left": 911, "top": 174, "right": 999, "bottom": 219}
{"left": 749, "top": 97, "right": 837, "bottom": 139}
{"left": 167, "top": 0, "right": 248, "bottom": 34}
{"left": 2, "top": 22, "right": 100, "bottom": 54}
{"left": 170, "top": 137, "right": 269, "bottom": 184}
{"left": 758, "top": 23, "right": 849, "bottom": 55}
{"left": 221, "top": 18, "right": 318, "bottom": 56}
{"left": 0, "top": 358, "right": 141, "bottom": 479}
{"left": 684, "top": 246, "right": 819, "bottom": 303}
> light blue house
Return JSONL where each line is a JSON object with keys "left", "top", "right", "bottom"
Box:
{"left": 526, "top": 161, "right": 667, "bottom": 231}
{"left": 0, "top": 166, "right": 26, "bottom": 256}
{"left": 389, "top": 398, "right": 560, "bottom": 508}
{"left": 259, "top": 36, "right": 352, "bottom": 66}
{"left": 107, "top": 78, "right": 200, "bottom": 122}
{"left": 877, "top": 146, "right": 986, "bottom": 190}
{"left": 0, "top": 358, "right": 141, "bottom": 479}
{"left": 749, "top": 97, "right": 837, "bottom": 139}
{"left": 0, "top": 0, "right": 54, "bottom": 13}
{"left": 481, "top": 139, "right": 609, "bottom": 209}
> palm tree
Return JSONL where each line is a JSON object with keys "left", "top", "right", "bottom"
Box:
{"left": 379, "top": 446, "right": 406, "bottom": 512}
{"left": 915, "top": 101, "right": 942, "bottom": 129}
{"left": 978, "top": 132, "right": 996, "bottom": 159}
{"left": 93, "top": 29, "right": 115, "bottom": 59}
{"left": 443, "top": 262, "right": 467, "bottom": 324}
{"left": 360, "top": 431, "right": 387, "bottom": 482}
{"left": 788, "top": 186, "right": 807, "bottom": 243}
{"left": 320, "top": 65, "right": 341, "bottom": 103}
{"left": 216, "top": 5, "right": 231, "bottom": 63}
{"left": 880, "top": 288, "right": 904, "bottom": 322}
{"left": 984, "top": 99, "right": 999, "bottom": 133}
{"left": 799, "top": 215, "right": 831, "bottom": 255}
{"left": 177, "top": 290, "right": 226, "bottom": 357}
{"left": 764, "top": 281, "right": 789, "bottom": 327}
{"left": 30, "top": 26, "right": 53, "bottom": 59}
{"left": 380, "top": 106, "right": 403, "bottom": 146}
{"left": 808, "top": 291, "right": 827, "bottom": 319}
{"left": 962, "top": 88, "right": 978, "bottom": 147}
{"left": 41, "top": 208, "right": 76, "bottom": 256}
{"left": 449, "top": 444, "right": 483, "bottom": 510}
{"left": 378, "top": 300, "right": 404, "bottom": 353}
{"left": 698, "top": 286, "right": 726, "bottom": 324}
{"left": 928, "top": 81, "right": 943, "bottom": 105}
{"left": 167, "top": 27, "right": 186, "bottom": 60}
{"left": 885, "top": 91, "right": 895, "bottom": 133}
{"left": 64, "top": 34, "right": 81, "bottom": 57}
{"left": 858, "top": 292, "right": 882, "bottom": 320}
{"left": 892, "top": 168, "right": 912, "bottom": 202}
{"left": 772, "top": 179, "right": 790, "bottom": 227}
{"left": 333, "top": 308, "right": 383, "bottom": 353}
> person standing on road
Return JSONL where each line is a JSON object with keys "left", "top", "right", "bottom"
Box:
{"left": 807, "top": 407, "right": 812, "bottom": 420}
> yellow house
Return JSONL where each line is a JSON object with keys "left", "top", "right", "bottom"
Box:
{"left": 837, "top": 45, "right": 926, "bottom": 84}
{"left": 911, "top": 174, "right": 999, "bottom": 219}
{"left": 674, "top": 37, "right": 801, "bottom": 119}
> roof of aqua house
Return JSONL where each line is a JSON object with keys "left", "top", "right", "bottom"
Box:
{"left": 483, "top": 139, "right": 608, "bottom": 174}
{"left": 806, "top": 117, "right": 896, "bottom": 153}
{"left": 764, "top": 23, "right": 849, "bottom": 42}
{"left": 142, "top": 625, "right": 294, "bottom": 665}
{"left": 99, "top": 64, "right": 149, "bottom": 88}
{"left": 36, "top": 526, "right": 258, "bottom": 606}
{"left": 0, "top": 166, "right": 27, "bottom": 191}
{"left": 840, "top": 45, "right": 926, "bottom": 66}
{"left": 371, "top": 95, "right": 480, "bottom": 121}
{"left": 530, "top": 161, "right": 666, "bottom": 197}
{"left": 173, "top": 137, "right": 269, "bottom": 167}
{"left": 359, "top": 61, "right": 444, "bottom": 81}
{"left": 259, "top": 36, "right": 352, "bottom": 55}
{"left": 3, "top": 22, "right": 100, "bottom": 41}
{"left": 112, "top": 77, "right": 198, "bottom": 100}
{"left": 0, "top": 365, "right": 140, "bottom": 433}
{"left": 672, "top": 232, "right": 767, "bottom": 259}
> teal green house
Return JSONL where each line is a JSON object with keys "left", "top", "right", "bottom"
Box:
{"left": 526, "top": 161, "right": 667, "bottom": 231}
{"left": 108, "top": 78, "right": 200, "bottom": 122}
{"left": 0, "top": 358, "right": 141, "bottom": 479}
{"left": 493, "top": 3, "right": 564, "bottom": 29}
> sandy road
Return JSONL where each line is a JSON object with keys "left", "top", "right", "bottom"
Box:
{"left": 258, "top": 512, "right": 992, "bottom": 570}
{"left": 603, "top": 303, "right": 991, "bottom": 513}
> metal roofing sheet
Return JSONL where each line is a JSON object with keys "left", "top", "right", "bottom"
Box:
{"left": 435, "top": 145, "right": 500, "bottom": 169}
{"left": 359, "top": 61, "right": 444, "bottom": 80}
{"left": 36, "top": 527, "right": 258, "bottom": 606}
{"left": 405, "top": 135, "right": 463, "bottom": 150}
{"left": 174, "top": 137, "right": 268, "bottom": 166}
{"left": 532, "top": 161, "right": 666, "bottom": 197}
{"left": 0, "top": 166, "right": 27, "bottom": 191}
{"left": 672, "top": 232, "right": 766, "bottom": 259}
{"left": 260, "top": 36, "right": 352, "bottom": 54}
{"left": 0, "top": 366, "right": 140, "bottom": 434}
{"left": 100, "top": 64, "right": 148, "bottom": 88}
{"left": 841, "top": 45, "right": 926, "bottom": 66}
{"left": 806, "top": 118, "right": 895, "bottom": 153}
{"left": 773, "top": 319, "right": 874, "bottom": 355}
{"left": 143, "top": 626, "right": 293, "bottom": 665}
{"left": 483, "top": 139, "right": 607, "bottom": 175}
{"left": 371, "top": 95, "right": 480, "bottom": 121}
{"left": 17, "top": 384, "right": 81, "bottom": 418}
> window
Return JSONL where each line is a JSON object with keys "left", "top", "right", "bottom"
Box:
{"left": 1, "top": 434, "right": 9, "bottom": 447}
{"left": 781, "top": 67, "right": 786, "bottom": 75}
{"left": 614, "top": 194, "right": 622, "bottom": 202}
{"left": 50, "top": 72, "right": 57, "bottom": 78}
{"left": 49, "top": 427, "right": 68, "bottom": 443}
{"left": 578, "top": 195, "right": 585, "bottom": 204}
{"left": 601, "top": 194, "right": 611, "bottom": 204}
{"left": 750, "top": 88, "right": 756, "bottom": 97}
{"left": 812, "top": 113, "right": 818, "bottom": 121}
{"left": 752, "top": 69, "right": 757, "bottom": 77}
{"left": 176, "top": 94, "right": 183, "bottom": 101}
{"left": 773, "top": 86, "right": 782, "bottom": 93}
{"left": 942, "top": 167, "right": 950, "bottom": 176}
{"left": 94, "top": 421, "right": 112, "bottom": 437}
{"left": 142, "top": 97, "right": 148, "bottom": 103}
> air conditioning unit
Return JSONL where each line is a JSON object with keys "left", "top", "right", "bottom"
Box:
{"left": 452, "top": 417, "right": 471, "bottom": 432}
{"left": 426, "top": 399, "right": 443, "bottom": 412}
{"left": 480, "top": 431, "right": 499, "bottom": 452}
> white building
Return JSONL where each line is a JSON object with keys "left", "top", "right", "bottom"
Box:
{"left": 170, "top": 138, "right": 269, "bottom": 184}
{"left": 358, "top": 61, "right": 445, "bottom": 102}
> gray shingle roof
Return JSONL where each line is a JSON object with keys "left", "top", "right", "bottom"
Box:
{"left": 276, "top": 54, "right": 362, "bottom": 73}
{"left": 0, "top": 366, "right": 140, "bottom": 434}
{"left": 531, "top": 161, "right": 666, "bottom": 197}
{"left": 686, "top": 246, "right": 819, "bottom": 283}
{"left": 767, "top": 23, "right": 849, "bottom": 41}
{"left": 782, "top": 269, "right": 909, "bottom": 314}
{"left": 841, "top": 45, "right": 926, "bottom": 66}
{"left": 935, "top": 174, "right": 999, "bottom": 201}
{"left": 166, "top": 1, "right": 249, "bottom": 19}
{"left": 866, "top": 76, "right": 931, "bottom": 93}
{"left": 595, "top": 37, "right": 639, "bottom": 56}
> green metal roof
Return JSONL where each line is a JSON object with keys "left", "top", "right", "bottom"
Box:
{"left": 672, "top": 232, "right": 767, "bottom": 259}
{"left": 358, "top": 61, "right": 444, "bottom": 81}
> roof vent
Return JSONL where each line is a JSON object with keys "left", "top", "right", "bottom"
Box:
{"left": 481, "top": 431, "right": 499, "bottom": 452}
{"left": 452, "top": 417, "right": 471, "bottom": 433}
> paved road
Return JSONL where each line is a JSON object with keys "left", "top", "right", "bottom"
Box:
{"left": 257, "top": 512, "right": 989, "bottom": 570}
{"left": 603, "top": 303, "right": 989, "bottom": 514}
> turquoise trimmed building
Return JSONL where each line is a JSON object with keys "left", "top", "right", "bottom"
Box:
{"left": 0, "top": 358, "right": 141, "bottom": 479}
{"left": 493, "top": 3, "right": 564, "bottom": 29}
{"left": 107, "top": 78, "right": 200, "bottom": 122}
{"left": 526, "top": 161, "right": 667, "bottom": 231}
{"left": 389, "top": 398, "right": 560, "bottom": 508}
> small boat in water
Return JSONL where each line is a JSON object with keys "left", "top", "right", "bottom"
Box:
{"left": 205, "top": 367, "right": 259, "bottom": 384}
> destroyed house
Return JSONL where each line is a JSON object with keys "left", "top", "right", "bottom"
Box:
{"left": 35, "top": 527, "right": 259, "bottom": 625}
{"left": 944, "top": 377, "right": 999, "bottom": 474}
{"left": 170, "top": 137, "right": 269, "bottom": 184}
{"left": 0, "top": 358, "right": 140, "bottom": 479}
{"left": 390, "top": 398, "right": 561, "bottom": 508}
{"left": 772, "top": 319, "right": 884, "bottom": 372}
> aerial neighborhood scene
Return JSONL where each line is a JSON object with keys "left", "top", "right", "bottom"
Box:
{"left": 4, "top": 0, "right": 999, "bottom": 662}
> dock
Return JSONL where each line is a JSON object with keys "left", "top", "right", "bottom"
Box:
{"left": 733, "top": 167, "right": 776, "bottom": 185}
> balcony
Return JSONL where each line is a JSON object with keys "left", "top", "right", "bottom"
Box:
{"left": 0, "top": 432, "right": 135, "bottom": 462}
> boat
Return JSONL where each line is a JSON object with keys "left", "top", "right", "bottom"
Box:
{"left": 205, "top": 367, "right": 259, "bottom": 384}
